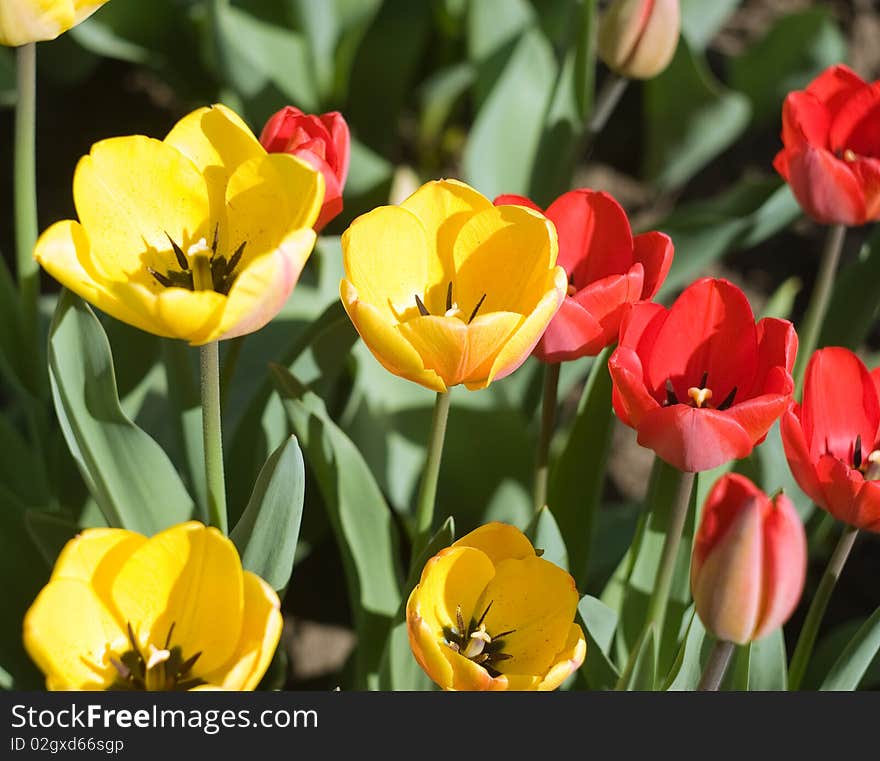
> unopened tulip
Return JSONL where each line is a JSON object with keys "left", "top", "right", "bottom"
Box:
{"left": 24, "top": 522, "right": 282, "bottom": 690}
{"left": 598, "top": 0, "right": 680, "bottom": 80}
{"left": 609, "top": 277, "right": 797, "bottom": 472}
{"left": 407, "top": 522, "right": 586, "bottom": 690}
{"left": 781, "top": 347, "right": 880, "bottom": 531}
{"left": 774, "top": 65, "right": 880, "bottom": 226}
{"left": 495, "top": 189, "right": 673, "bottom": 361}
{"left": 0, "top": 0, "right": 109, "bottom": 46}
{"left": 341, "top": 179, "right": 566, "bottom": 392}
{"left": 260, "top": 106, "right": 350, "bottom": 231}
{"left": 691, "top": 474, "right": 807, "bottom": 645}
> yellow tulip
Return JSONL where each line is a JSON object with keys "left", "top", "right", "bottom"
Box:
{"left": 0, "top": 0, "right": 110, "bottom": 47}
{"left": 340, "top": 179, "right": 566, "bottom": 392}
{"left": 406, "top": 522, "right": 586, "bottom": 691}
{"left": 33, "top": 104, "right": 324, "bottom": 345}
{"left": 23, "top": 521, "right": 282, "bottom": 691}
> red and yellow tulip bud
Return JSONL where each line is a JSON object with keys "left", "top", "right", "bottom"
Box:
{"left": 24, "top": 522, "right": 282, "bottom": 690}
{"left": 341, "top": 179, "right": 566, "bottom": 392}
{"left": 260, "top": 106, "right": 350, "bottom": 231}
{"left": 598, "top": 0, "right": 680, "bottom": 80}
{"left": 406, "top": 522, "right": 586, "bottom": 691}
{"left": 0, "top": 0, "right": 110, "bottom": 46}
{"left": 691, "top": 474, "right": 807, "bottom": 645}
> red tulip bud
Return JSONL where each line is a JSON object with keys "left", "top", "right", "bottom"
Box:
{"left": 598, "top": 0, "right": 680, "bottom": 80}
{"left": 260, "top": 106, "right": 350, "bottom": 231}
{"left": 691, "top": 474, "right": 806, "bottom": 645}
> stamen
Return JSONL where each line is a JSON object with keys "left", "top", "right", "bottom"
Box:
{"left": 415, "top": 294, "right": 430, "bottom": 316}
{"left": 164, "top": 622, "right": 176, "bottom": 650}
{"left": 456, "top": 605, "right": 466, "bottom": 639}
{"left": 665, "top": 379, "right": 678, "bottom": 406}
{"left": 854, "top": 435, "right": 863, "bottom": 471}
{"left": 148, "top": 267, "right": 174, "bottom": 288}
{"left": 226, "top": 241, "right": 247, "bottom": 274}
{"left": 688, "top": 387, "right": 713, "bottom": 408}
{"left": 844, "top": 149, "right": 858, "bottom": 162}
{"left": 166, "top": 233, "right": 189, "bottom": 271}
{"left": 126, "top": 623, "right": 142, "bottom": 659}
{"left": 567, "top": 284, "right": 577, "bottom": 297}
{"left": 211, "top": 223, "right": 220, "bottom": 257}
{"left": 699, "top": 371, "right": 709, "bottom": 388}
{"left": 446, "top": 282, "right": 453, "bottom": 312}
{"left": 468, "top": 294, "right": 487, "bottom": 323}
{"left": 109, "top": 656, "right": 130, "bottom": 679}
{"left": 146, "top": 645, "right": 171, "bottom": 671}
{"left": 717, "top": 386, "right": 737, "bottom": 411}
{"left": 476, "top": 601, "right": 493, "bottom": 628}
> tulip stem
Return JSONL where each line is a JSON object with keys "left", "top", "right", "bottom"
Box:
{"left": 200, "top": 341, "right": 228, "bottom": 534}
{"left": 644, "top": 468, "right": 696, "bottom": 636}
{"left": 533, "top": 362, "right": 561, "bottom": 512}
{"left": 788, "top": 523, "right": 858, "bottom": 690}
{"left": 697, "top": 640, "right": 735, "bottom": 691}
{"left": 587, "top": 74, "right": 628, "bottom": 137}
{"left": 793, "top": 223, "right": 846, "bottom": 390}
{"left": 14, "top": 43, "right": 40, "bottom": 352}
{"left": 413, "top": 391, "right": 452, "bottom": 559}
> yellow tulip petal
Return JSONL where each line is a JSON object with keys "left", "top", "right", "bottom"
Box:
{"left": 399, "top": 179, "right": 491, "bottom": 302}
{"left": 476, "top": 268, "right": 566, "bottom": 389}
{"left": 341, "top": 279, "right": 446, "bottom": 392}
{"left": 406, "top": 607, "right": 454, "bottom": 690}
{"left": 212, "top": 228, "right": 316, "bottom": 343}
{"left": 397, "top": 316, "right": 467, "bottom": 388}
{"left": 111, "top": 522, "right": 244, "bottom": 674}
{"left": 24, "top": 578, "right": 124, "bottom": 690}
{"left": 0, "top": 0, "right": 74, "bottom": 46}
{"left": 164, "top": 104, "right": 264, "bottom": 222}
{"left": 500, "top": 673, "right": 542, "bottom": 690}
{"left": 537, "top": 623, "right": 587, "bottom": 690}
{"left": 341, "top": 205, "right": 431, "bottom": 321}
{"left": 462, "top": 311, "right": 523, "bottom": 385}
{"left": 452, "top": 204, "right": 558, "bottom": 316}
{"left": 476, "top": 556, "right": 578, "bottom": 676}
{"left": 205, "top": 572, "right": 282, "bottom": 691}
{"left": 453, "top": 522, "right": 536, "bottom": 564}
{"left": 224, "top": 153, "right": 323, "bottom": 261}
{"left": 152, "top": 287, "right": 226, "bottom": 345}
{"left": 73, "top": 136, "right": 210, "bottom": 280}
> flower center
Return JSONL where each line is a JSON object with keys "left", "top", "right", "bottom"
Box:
{"left": 414, "top": 282, "right": 487, "bottom": 324}
{"left": 851, "top": 434, "right": 880, "bottom": 479}
{"left": 443, "top": 602, "right": 514, "bottom": 677}
{"left": 662, "top": 372, "right": 737, "bottom": 411}
{"left": 148, "top": 225, "right": 246, "bottom": 295}
{"left": 109, "top": 623, "right": 204, "bottom": 691}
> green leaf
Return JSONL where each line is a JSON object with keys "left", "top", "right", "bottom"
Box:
{"left": 664, "top": 610, "right": 710, "bottom": 690}
{"left": 525, "top": 505, "right": 569, "bottom": 572}
{"left": 577, "top": 595, "right": 620, "bottom": 690}
{"left": 549, "top": 346, "right": 613, "bottom": 586}
{"left": 748, "top": 629, "right": 788, "bottom": 690}
{"left": 644, "top": 37, "right": 751, "bottom": 190}
{"left": 729, "top": 7, "right": 847, "bottom": 128}
{"left": 680, "top": 0, "right": 741, "bottom": 51}
{"left": 47, "top": 291, "right": 194, "bottom": 534}
{"left": 273, "top": 365, "right": 402, "bottom": 686}
{"left": 231, "top": 436, "right": 305, "bottom": 592}
{"left": 617, "top": 624, "right": 656, "bottom": 691}
{"left": 820, "top": 604, "right": 880, "bottom": 691}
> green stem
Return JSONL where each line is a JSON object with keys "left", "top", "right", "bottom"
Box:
{"left": 788, "top": 523, "right": 858, "bottom": 690}
{"left": 14, "top": 43, "right": 39, "bottom": 347}
{"left": 533, "top": 362, "right": 560, "bottom": 512}
{"left": 644, "top": 469, "right": 696, "bottom": 635}
{"left": 412, "top": 391, "right": 452, "bottom": 558}
{"left": 697, "top": 640, "right": 735, "bottom": 691}
{"left": 793, "top": 223, "right": 846, "bottom": 390}
{"left": 587, "top": 73, "right": 628, "bottom": 137}
{"left": 200, "top": 341, "right": 228, "bottom": 534}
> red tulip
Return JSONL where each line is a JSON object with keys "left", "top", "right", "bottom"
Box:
{"left": 691, "top": 474, "right": 806, "bottom": 645}
{"left": 608, "top": 277, "right": 797, "bottom": 472}
{"left": 773, "top": 64, "right": 880, "bottom": 226}
{"left": 260, "top": 106, "right": 350, "bottom": 231}
{"left": 780, "top": 347, "right": 880, "bottom": 531}
{"left": 494, "top": 189, "right": 673, "bottom": 362}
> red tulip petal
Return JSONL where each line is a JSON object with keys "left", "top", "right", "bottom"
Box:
{"left": 754, "top": 492, "right": 806, "bottom": 640}
{"left": 872, "top": 367, "right": 880, "bottom": 407}
{"left": 815, "top": 454, "right": 866, "bottom": 527}
{"left": 828, "top": 82, "right": 880, "bottom": 156}
{"left": 608, "top": 345, "right": 659, "bottom": 428}
{"left": 320, "top": 111, "right": 350, "bottom": 184}
{"left": 646, "top": 278, "right": 758, "bottom": 405}
{"left": 751, "top": 317, "right": 797, "bottom": 396}
{"left": 805, "top": 64, "right": 866, "bottom": 111}
{"left": 572, "top": 265, "right": 644, "bottom": 347}
{"left": 781, "top": 91, "right": 831, "bottom": 150}
{"left": 852, "top": 481, "right": 880, "bottom": 533}
{"left": 850, "top": 157, "right": 880, "bottom": 222}
{"left": 636, "top": 405, "right": 754, "bottom": 472}
{"left": 618, "top": 300, "right": 667, "bottom": 354}
{"left": 545, "top": 190, "right": 634, "bottom": 285}
{"left": 724, "top": 386, "right": 791, "bottom": 445}
{"left": 773, "top": 149, "right": 790, "bottom": 180}
{"left": 493, "top": 194, "right": 543, "bottom": 212}
{"left": 632, "top": 231, "right": 673, "bottom": 299}
{"left": 801, "top": 347, "right": 880, "bottom": 462}
{"left": 693, "top": 473, "right": 766, "bottom": 570}
{"left": 534, "top": 296, "right": 604, "bottom": 362}
{"left": 786, "top": 145, "right": 866, "bottom": 225}
{"left": 780, "top": 407, "right": 827, "bottom": 508}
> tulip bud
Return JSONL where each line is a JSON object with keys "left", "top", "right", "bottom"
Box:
{"left": 259, "top": 106, "right": 350, "bottom": 231}
{"left": 598, "top": 0, "right": 680, "bottom": 80}
{"left": 691, "top": 474, "right": 806, "bottom": 645}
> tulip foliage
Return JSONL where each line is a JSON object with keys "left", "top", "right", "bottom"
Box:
{"left": 1, "top": 0, "right": 880, "bottom": 696}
